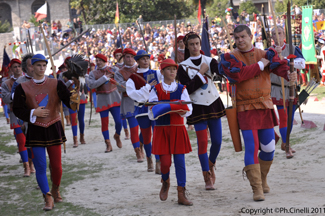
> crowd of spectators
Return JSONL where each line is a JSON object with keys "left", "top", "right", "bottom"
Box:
{"left": 25, "top": 10, "right": 325, "bottom": 67}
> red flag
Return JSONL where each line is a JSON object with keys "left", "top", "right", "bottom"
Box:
{"left": 115, "top": 2, "right": 119, "bottom": 26}
{"left": 197, "top": 0, "right": 202, "bottom": 25}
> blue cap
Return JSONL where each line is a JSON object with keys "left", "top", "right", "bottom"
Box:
{"left": 31, "top": 54, "right": 48, "bottom": 65}
{"left": 134, "top": 50, "right": 150, "bottom": 61}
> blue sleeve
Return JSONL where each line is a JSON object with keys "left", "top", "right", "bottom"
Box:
{"left": 294, "top": 46, "right": 305, "bottom": 60}
{"left": 11, "top": 81, "right": 19, "bottom": 96}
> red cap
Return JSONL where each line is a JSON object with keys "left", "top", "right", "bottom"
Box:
{"left": 200, "top": 50, "right": 205, "bottom": 55}
{"left": 210, "top": 48, "right": 218, "bottom": 56}
{"left": 9, "top": 58, "right": 21, "bottom": 67}
{"left": 123, "top": 48, "right": 136, "bottom": 56}
{"left": 90, "top": 62, "right": 95, "bottom": 67}
{"left": 158, "top": 53, "right": 165, "bottom": 63}
{"left": 95, "top": 54, "right": 107, "bottom": 62}
{"left": 64, "top": 56, "right": 71, "bottom": 65}
{"left": 113, "top": 48, "right": 122, "bottom": 57}
{"left": 58, "top": 63, "right": 67, "bottom": 70}
{"left": 177, "top": 35, "right": 184, "bottom": 42}
{"left": 160, "top": 59, "right": 178, "bottom": 70}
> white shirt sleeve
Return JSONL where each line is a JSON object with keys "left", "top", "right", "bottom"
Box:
{"left": 126, "top": 78, "right": 151, "bottom": 102}
{"left": 30, "top": 109, "right": 37, "bottom": 123}
{"left": 156, "top": 70, "right": 163, "bottom": 83}
{"left": 196, "top": 73, "right": 207, "bottom": 84}
{"left": 148, "top": 88, "right": 159, "bottom": 121}
{"left": 180, "top": 88, "right": 193, "bottom": 117}
{"left": 257, "top": 61, "right": 265, "bottom": 71}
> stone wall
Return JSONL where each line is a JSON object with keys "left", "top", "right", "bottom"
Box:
{"left": 0, "top": 32, "right": 16, "bottom": 66}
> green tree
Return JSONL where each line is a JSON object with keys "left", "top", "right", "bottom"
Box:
{"left": 238, "top": 0, "right": 259, "bottom": 15}
{"left": 70, "top": 0, "right": 194, "bottom": 25}
{"left": 29, "top": 15, "right": 45, "bottom": 27}
{"left": 275, "top": 0, "right": 325, "bottom": 14}
{"left": 0, "top": 20, "right": 12, "bottom": 33}
{"left": 206, "top": 0, "right": 229, "bottom": 18}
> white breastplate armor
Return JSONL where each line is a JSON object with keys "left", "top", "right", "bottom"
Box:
{"left": 181, "top": 56, "right": 219, "bottom": 106}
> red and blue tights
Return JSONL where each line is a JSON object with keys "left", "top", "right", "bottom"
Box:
{"left": 137, "top": 116, "right": 153, "bottom": 158}
{"left": 242, "top": 128, "right": 275, "bottom": 166}
{"left": 277, "top": 105, "right": 296, "bottom": 143}
{"left": 194, "top": 118, "right": 222, "bottom": 171}
{"left": 14, "top": 127, "right": 28, "bottom": 163}
{"left": 100, "top": 106, "right": 122, "bottom": 140}
{"left": 160, "top": 154, "right": 186, "bottom": 187}
{"left": 69, "top": 108, "right": 78, "bottom": 136}
{"left": 127, "top": 116, "right": 140, "bottom": 148}
{"left": 139, "top": 122, "right": 160, "bottom": 160}
{"left": 78, "top": 104, "right": 86, "bottom": 134}
{"left": 31, "top": 145, "right": 62, "bottom": 194}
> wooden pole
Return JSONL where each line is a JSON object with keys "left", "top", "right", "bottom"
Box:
{"left": 40, "top": 25, "right": 67, "bottom": 153}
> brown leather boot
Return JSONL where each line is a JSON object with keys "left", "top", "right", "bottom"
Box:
{"left": 160, "top": 178, "right": 170, "bottom": 201}
{"left": 105, "top": 139, "right": 113, "bottom": 153}
{"left": 244, "top": 164, "right": 265, "bottom": 201}
{"left": 134, "top": 147, "right": 144, "bottom": 162}
{"left": 80, "top": 134, "right": 86, "bottom": 144}
{"left": 29, "top": 158, "right": 35, "bottom": 174}
{"left": 259, "top": 158, "right": 273, "bottom": 193}
{"left": 177, "top": 186, "right": 193, "bottom": 206}
{"left": 209, "top": 160, "right": 216, "bottom": 185}
{"left": 281, "top": 142, "right": 295, "bottom": 158}
{"left": 65, "top": 115, "right": 71, "bottom": 126}
{"left": 147, "top": 157, "right": 154, "bottom": 172}
{"left": 202, "top": 171, "right": 215, "bottom": 190}
{"left": 51, "top": 184, "right": 63, "bottom": 203}
{"left": 23, "top": 162, "right": 30, "bottom": 177}
{"left": 155, "top": 160, "right": 161, "bottom": 174}
{"left": 43, "top": 192, "right": 54, "bottom": 211}
{"left": 113, "top": 133, "right": 122, "bottom": 148}
{"left": 73, "top": 136, "right": 78, "bottom": 148}
{"left": 140, "top": 142, "right": 145, "bottom": 160}
{"left": 124, "top": 128, "right": 130, "bottom": 140}
{"left": 6, "top": 118, "right": 10, "bottom": 124}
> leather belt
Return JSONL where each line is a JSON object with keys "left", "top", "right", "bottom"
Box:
{"left": 271, "top": 82, "right": 289, "bottom": 88}
{"left": 236, "top": 96, "right": 270, "bottom": 105}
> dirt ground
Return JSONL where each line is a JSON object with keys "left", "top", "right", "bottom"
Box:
{"left": 1, "top": 93, "right": 325, "bottom": 216}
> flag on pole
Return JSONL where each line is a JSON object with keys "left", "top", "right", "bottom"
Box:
{"left": 301, "top": 6, "right": 317, "bottom": 64}
{"left": 201, "top": 17, "right": 210, "bottom": 57}
{"left": 315, "top": 21, "right": 325, "bottom": 30}
{"left": 34, "top": 2, "right": 47, "bottom": 22}
{"left": 1, "top": 48, "right": 10, "bottom": 77}
{"left": 115, "top": 1, "right": 119, "bottom": 27}
{"left": 197, "top": 0, "right": 202, "bottom": 25}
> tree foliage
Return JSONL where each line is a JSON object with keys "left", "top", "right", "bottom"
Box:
{"left": 206, "top": 0, "right": 229, "bottom": 18}
{"left": 0, "top": 20, "right": 12, "bottom": 33}
{"left": 70, "top": 0, "right": 194, "bottom": 25}
{"left": 275, "top": 0, "right": 325, "bottom": 14}
{"left": 238, "top": 0, "right": 259, "bottom": 15}
{"left": 29, "top": 15, "right": 45, "bottom": 27}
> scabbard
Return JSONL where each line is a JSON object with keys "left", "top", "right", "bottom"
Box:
{"left": 225, "top": 107, "right": 242, "bottom": 152}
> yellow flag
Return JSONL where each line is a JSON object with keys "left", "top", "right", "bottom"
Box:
{"left": 316, "top": 21, "right": 325, "bottom": 30}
